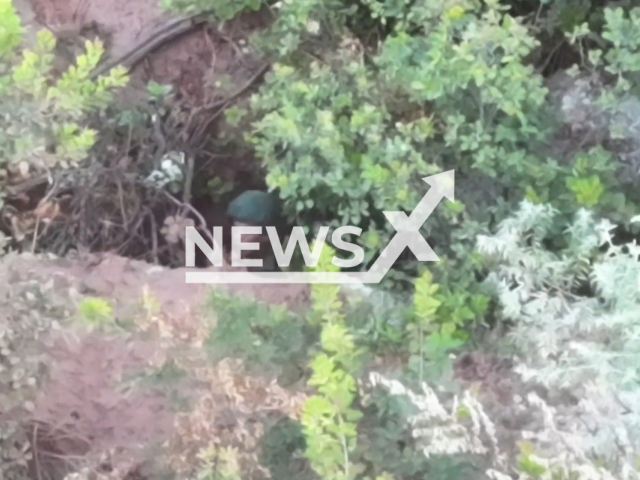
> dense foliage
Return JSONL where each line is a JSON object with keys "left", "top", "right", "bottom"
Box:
{"left": 478, "top": 201, "right": 640, "bottom": 478}
{"left": 160, "top": 0, "right": 640, "bottom": 478}
{"left": 2, "top": 0, "right": 640, "bottom": 480}
{"left": 168, "top": 0, "right": 640, "bottom": 277}
{"left": 0, "top": 0, "right": 127, "bottom": 189}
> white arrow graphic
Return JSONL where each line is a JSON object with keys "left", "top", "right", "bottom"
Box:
{"left": 185, "top": 170, "right": 454, "bottom": 284}
{"left": 362, "top": 170, "right": 454, "bottom": 283}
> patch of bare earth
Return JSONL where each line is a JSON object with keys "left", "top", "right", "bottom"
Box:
{"left": 31, "top": 334, "right": 171, "bottom": 480}
{"left": 25, "top": 0, "right": 270, "bottom": 107}
{"left": 59, "top": 252, "right": 311, "bottom": 316}
{"left": 0, "top": 252, "right": 310, "bottom": 480}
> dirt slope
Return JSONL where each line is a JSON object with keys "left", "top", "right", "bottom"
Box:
{"left": 16, "top": 0, "right": 267, "bottom": 106}
{"left": 0, "top": 251, "right": 309, "bottom": 480}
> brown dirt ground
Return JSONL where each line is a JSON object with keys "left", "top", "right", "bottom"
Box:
{"left": 0, "top": 251, "right": 309, "bottom": 480}
{"left": 23, "top": 0, "right": 270, "bottom": 107}
{"left": 30, "top": 334, "right": 171, "bottom": 480}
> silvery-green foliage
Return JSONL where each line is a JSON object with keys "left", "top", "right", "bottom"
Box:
{"left": 477, "top": 200, "right": 640, "bottom": 478}
{"left": 368, "top": 372, "right": 508, "bottom": 472}
{"left": 369, "top": 371, "right": 629, "bottom": 480}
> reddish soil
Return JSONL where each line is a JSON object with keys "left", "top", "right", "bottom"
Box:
{"left": 31, "top": 334, "right": 171, "bottom": 479}
{"left": 0, "top": 251, "right": 309, "bottom": 480}
{"left": 23, "top": 0, "right": 269, "bottom": 107}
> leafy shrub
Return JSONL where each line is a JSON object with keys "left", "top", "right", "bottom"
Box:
{"left": 241, "top": 1, "right": 540, "bottom": 254}
{"left": 77, "top": 296, "right": 114, "bottom": 327}
{"left": 158, "top": 0, "right": 640, "bottom": 294}
{"left": 301, "top": 245, "right": 366, "bottom": 480}
{"left": 0, "top": 0, "right": 128, "bottom": 205}
{"left": 204, "top": 289, "right": 316, "bottom": 383}
{"left": 369, "top": 370, "right": 635, "bottom": 480}
{"left": 259, "top": 416, "right": 312, "bottom": 480}
{"left": 477, "top": 200, "right": 640, "bottom": 479}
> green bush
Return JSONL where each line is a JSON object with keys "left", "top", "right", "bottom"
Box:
{"left": 0, "top": 3, "right": 128, "bottom": 477}
{"left": 477, "top": 200, "right": 640, "bottom": 479}
{"left": 0, "top": 0, "right": 128, "bottom": 205}
{"left": 159, "top": 0, "right": 640, "bottom": 293}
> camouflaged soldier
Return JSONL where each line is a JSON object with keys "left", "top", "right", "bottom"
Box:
{"left": 226, "top": 190, "right": 284, "bottom": 271}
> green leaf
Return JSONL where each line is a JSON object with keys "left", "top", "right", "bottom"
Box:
{"left": 566, "top": 175, "right": 604, "bottom": 207}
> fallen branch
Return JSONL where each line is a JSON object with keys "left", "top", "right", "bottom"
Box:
{"left": 89, "top": 12, "right": 214, "bottom": 80}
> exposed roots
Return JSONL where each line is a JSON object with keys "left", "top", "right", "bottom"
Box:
{"left": 39, "top": 165, "right": 175, "bottom": 262}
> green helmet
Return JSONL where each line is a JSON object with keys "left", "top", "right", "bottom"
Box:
{"left": 226, "top": 190, "right": 282, "bottom": 226}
